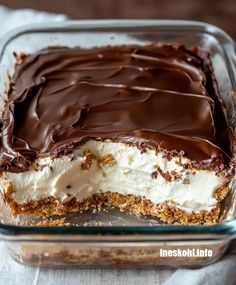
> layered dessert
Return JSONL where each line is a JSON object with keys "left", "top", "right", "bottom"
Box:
{"left": 0, "top": 44, "right": 234, "bottom": 225}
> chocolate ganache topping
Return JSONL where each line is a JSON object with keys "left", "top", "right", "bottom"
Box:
{"left": 0, "top": 45, "right": 232, "bottom": 172}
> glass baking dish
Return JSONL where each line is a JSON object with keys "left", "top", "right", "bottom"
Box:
{"left": 0, "top": 20, "right": 236, "bottom": 268}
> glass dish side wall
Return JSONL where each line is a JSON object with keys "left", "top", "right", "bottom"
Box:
{"left": 5, "top": 239, "right": 229, "bottom": 268}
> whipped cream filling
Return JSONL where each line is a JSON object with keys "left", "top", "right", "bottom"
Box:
{"left": 0, "top": 140, "right": 226, "bottom": 213}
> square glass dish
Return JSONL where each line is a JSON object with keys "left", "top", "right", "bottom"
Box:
{"left": 0, "top": 20, "right": 236, "bottom": 268}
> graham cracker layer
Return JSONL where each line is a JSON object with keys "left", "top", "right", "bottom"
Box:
{"left": 3, "top": 184, "right": 229, "bottom": 225}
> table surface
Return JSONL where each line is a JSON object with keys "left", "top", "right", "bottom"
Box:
{"left": 0, "top": 0, "right": 235, "bottom": 40}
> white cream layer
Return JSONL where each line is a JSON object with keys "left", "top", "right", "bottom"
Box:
{"left": 0, "top": 140, "right": 226, "bottom": 213}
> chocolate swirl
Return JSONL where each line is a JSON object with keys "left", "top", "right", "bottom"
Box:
{"left": 0, "top": 45, "right": 232, "bottom": 172}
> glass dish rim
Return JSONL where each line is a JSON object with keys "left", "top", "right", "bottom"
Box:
{"left": 0, "top": 19, "right": 235, "bottom": 238}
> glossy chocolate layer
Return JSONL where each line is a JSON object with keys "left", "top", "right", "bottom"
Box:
{"left": 0, "top": 45, "right": 232, "bottom": 172}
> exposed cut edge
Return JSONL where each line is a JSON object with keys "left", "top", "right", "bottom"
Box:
{"left": 3, "top": 184, "right": 229, "bottom": 225}
{"left": 106, "top": 193, "right": 221, "bottom": 225}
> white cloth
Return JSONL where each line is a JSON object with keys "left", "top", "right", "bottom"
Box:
{"left": 0, "top": 5, "right": 235, "bottom": 285}
{"left": 0, "top": 6, "right": 66, "bottom": 38}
